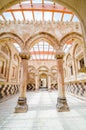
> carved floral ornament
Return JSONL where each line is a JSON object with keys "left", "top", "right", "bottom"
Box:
{"left": 19, "top": 51, "right": 30, "bottom": 60}
{"left": 55, "top": 50, "right": 65, "bottom": 59}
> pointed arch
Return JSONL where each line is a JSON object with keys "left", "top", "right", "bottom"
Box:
{"left": 25, "top": 32, "right": 60, "bottom": 51}
{"left": 60, "top": 32, "right": 83, "bottom": 46}
{"left": 0, "top": 32, "right": 24, "bottom": 50}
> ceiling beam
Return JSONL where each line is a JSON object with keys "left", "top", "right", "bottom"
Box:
{"left": 30, "top": 0, "right": 33, "bottom": 7}
{"left": 32, "top": 11, "right": 35, "bottom": 21}
{"left": 61, "top": 13, "right": 64, "bottom": 21}
{"left": 19, "top": 4, "right": 26, "bottom": 21}
{"left": 42, "top": 11, "right": 44, "bottom": 22}
{"left": 30, "top": 51, "right": 56, "bottom": 55}
{"left": 70, "top": 14, "right": 74, "bottom": 21}
{"left": 7, "top": 4, "right": 73, "bottom": 14}
{"left": 11, "top": 11, "right": 16, "bottom": 21}
{"left": 1, "top": 14, "right": 6, "bottom": 21}
{"left": 31, "top": 59, "right": 55, "bottom": 61}
{"left": 30, "top": 0, "right": 35, "bottom": 22}
{"left": 52, "top": 12, "right": 54, "bottom": 22}
{"left": 42, "top": 0, "right": 44, "bottom": 7}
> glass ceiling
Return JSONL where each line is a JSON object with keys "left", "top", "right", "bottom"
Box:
{"left": 0, "top": 0, "right": 79, "bottom": 22}
{"left": 13, "top": 40, "right": 74, "bottom": 60}
{"left": 30, "top": 40, "right": 56, "bottom": 60}
{"left": 1, "top": 0, "right": 79, "bottom": 60}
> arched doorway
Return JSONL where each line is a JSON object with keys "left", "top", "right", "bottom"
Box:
{"left": 39, "top": 73, "right": 48, "bottom": 90}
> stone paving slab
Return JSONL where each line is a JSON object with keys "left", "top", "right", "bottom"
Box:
{"left": 0, "top": 91, "right": 86, "bottom": 130}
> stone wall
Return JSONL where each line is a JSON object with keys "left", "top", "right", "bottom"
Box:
{"left": 0, "top": 83, "right": 19, "bottom": 101}
{"left": 65, "top": 82, "right": 86, "bottom": 99}
{"left": 0, "top": 21, "right": 81, "bottom": 42}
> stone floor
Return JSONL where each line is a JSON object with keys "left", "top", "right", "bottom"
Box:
{"left": 0, "top": 90, "right": 86, "bottom": 130}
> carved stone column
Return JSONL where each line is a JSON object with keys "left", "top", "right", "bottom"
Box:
{"left": 72, "top": 57, "right": 77, "bottom": 80}
{"left": 15, "top": 51, "right": 30, "bottom": 113}
{"left": 48, "top": 73, "right": 51, "bottom": 91}
{"left": 7, "top": 57, "right": 12, "bottom": 82}
{"left": 35, "top": 74, "right": 39, "bottom": 91}
{"left": 55, "top": 51, "right": 69, "bottom": 112}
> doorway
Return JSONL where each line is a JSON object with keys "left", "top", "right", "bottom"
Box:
{"left": 39, "top": 73, "right": 48, "bottom": 90}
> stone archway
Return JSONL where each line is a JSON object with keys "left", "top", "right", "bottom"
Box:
{"left": 25, "top": 32, "right": 60, "bottom": 51}
{"left": 0, "top": 32, "right": 24, "bottom": 50}
{"left": 60, "top": 32, "right": 83, "bottom": 46}
{"left": 0, "top": 0, "right": 86, "bottom": 49}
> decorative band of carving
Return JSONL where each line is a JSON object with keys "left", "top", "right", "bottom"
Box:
{"left": 55, "top": 51, "right": 64, "bottom": 59}
{"left": 19, "top": 51, "right": 30, "bottom": 60}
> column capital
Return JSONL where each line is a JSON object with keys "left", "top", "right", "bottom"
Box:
{"left": 19, "top": 51, "right": 30, "bottom": 60}
{"left": 55, "top": 51, "right": 64, "bottom": 59}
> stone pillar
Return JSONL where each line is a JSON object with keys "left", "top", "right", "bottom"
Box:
{"left": 72, "top": 57, "right": 77, "bottom": 80}
{"left": 48, "top": 74, "right": 51, "bottom": 91}
{"left": 55, "top": 51, "right": 69, "bottom": 112}
{"left": 35, "top": 74, "right": 39, "bottom": 91}
{"left": 7, "top": 57, "right": 12, "bottom": 82}
{"left": 15, "top": 51, "right": 30, "bottom": 113}
{"left": 17, "top": 64, "right": 20, "bottom": 83}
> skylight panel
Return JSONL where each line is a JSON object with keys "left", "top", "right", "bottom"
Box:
{"left": 21, "top": 1, "right": 30, "bottom": 4}
{"left": 3, "top": 12, "right": 14, "bottom": 21}
{"left": 39, "top": 46, "right": 43, "bottom": 51}
{"left": 0, "top": 15, "right": 4, "bottom": 21}
{"left": 44, "top": 1, "right": 53, "bottom": 4}
{"left": 52, "top": 55, "right": 55, "bottom": 59}
{"left": 30, "top": 40, "right": 56, "bottom": 60}
{"left": 49, "top": 47, "right": 54, "bottom": 51}
{"left": 32, "top": 0, "right": 42, "bottom": 3}
{"left": 63, "top": 13, "right": 72, "bottom": 22}
{"left": 44, "top": 46, "right": 48, "bottom": 51}
{"left": 38, "top": 41, "right": 43, "bottom": 46}
{"left": 40, "top": 54, "right": 44, "bottom": 59}
{"left": 23, "top": 11, "right": 33, "bottom": 21}
{"left": 44, "top": 54, "right": 48, "bottom": 59}
{"left": 48, "top": 54, "right": 52, "bottom": 59}
{"left": 44, "top": 12, "right": 52, "bottom": 21}
{"left": 33, "top": 46, "right": 38, "bottom": 51}
{"left": 13, "top": 11, "right": 23, "bottom": 21}
{"left": 36, "top": 54, "right": 40, "bottom": 59}
{"left": 54, "top": 12, "right": 62, "bottom": 21}
{"left": 34, "top": 11, "right": 42, "bottom": 21}
{"left": 44, "top": 42, "right": 49, "bottom": 46}
{"left": 32, "top": 55, "right": 36, "bottom": 59}
{"left": 72, "top": 15, "right": 79, "bottom": 22}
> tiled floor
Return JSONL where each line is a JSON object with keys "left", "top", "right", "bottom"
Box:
{"left": 0, "top": 90, "right": 86, "bottom": 130}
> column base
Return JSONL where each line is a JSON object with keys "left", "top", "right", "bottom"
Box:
{"left": 56, "top": 97, "right": 69, "bottom": 112}
{"left": 15, "top": 97, "right": 28, "bottom": 113}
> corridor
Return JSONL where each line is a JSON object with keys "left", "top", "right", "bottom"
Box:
{"left": 0, "top": 91, "right": 86, "bottom": 130}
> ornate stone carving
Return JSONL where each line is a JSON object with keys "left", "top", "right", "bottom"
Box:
{"left": 0, "top": 21, "right": 81, "bottom": 45}
{"left": 55, "top": 50, "right": 64, "bottom": 59}
{"left": 15, "top": 97, "right": 28, "bottom": 113}
{"left": 56, "top": 97, "right": 69, "bottom": 112}
{"left": 19, "top": 51, "right": 30, "bottom": 60}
